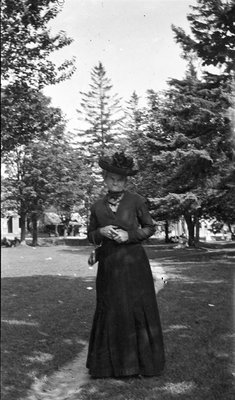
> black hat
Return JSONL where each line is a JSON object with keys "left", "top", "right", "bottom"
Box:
{"left": 99, "top": 151, "right": 138, "bottom": 176}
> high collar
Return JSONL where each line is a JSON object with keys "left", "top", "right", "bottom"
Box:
{"left": 107, "top": 190, "right": 125, "bottom": 200}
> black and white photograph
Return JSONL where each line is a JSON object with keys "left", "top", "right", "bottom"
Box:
{"left": 1, "top": 0, "right": 235, "bottom": 399}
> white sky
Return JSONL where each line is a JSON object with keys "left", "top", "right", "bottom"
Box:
{"left": 43, "top": 0, "right": 197, "bottom": 132}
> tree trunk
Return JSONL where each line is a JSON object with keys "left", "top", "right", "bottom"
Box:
{"left": 55, "top": 224, "right": 59, "bottom": 237}
{"left": 20, "top": 212, "right": 27, "bottom": 244}
{"left": 195, "top": 215, "right": 200, "bottom": 246}
{"left": 20, "top": 211, "right": 27, "bottom": 246}
{"left": 164, "top": 220, "right": 169, "bottom": 243}
{"left": 31, "top": 213, "right": 38, "bottom": 246}
{"left": 184, "top": 213, "right": 195, "bottom": 247}
{"left": 86, "top": 197, "right": 91, "bottom": 232}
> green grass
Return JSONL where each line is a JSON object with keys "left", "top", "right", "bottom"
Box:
{"left": 1, "top": 245, "right": 234, "bottom": 400}
{"left": 77, "top": 248, "right": 234, "bottom": 400}
{"left": 1, "top": 274, "right": 96, "bottom": 400}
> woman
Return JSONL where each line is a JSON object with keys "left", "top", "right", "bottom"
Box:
{"left": 86, "top": 151, "right": 165, "bottom": 378}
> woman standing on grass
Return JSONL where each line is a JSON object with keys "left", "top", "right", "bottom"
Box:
{"left": 86, "top": 151, "right": 165, "bottom": 378}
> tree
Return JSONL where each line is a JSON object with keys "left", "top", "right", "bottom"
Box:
{"left": 170, "top": 0, "right": 235, "bottom": 242}
{"left": 123, "top": 91, "right": 147, "bottom": 158}
{"left": 76, "top": 62, "right": 124, "bottom": 158}
{"left": 1, "top": 0, "right": 76, "bottom": 153}
{"left": 28, "top": 141, "right": 87, "bottom": 245}
{"left": 171, "top": 0, "right": 235, "bottom": 79}
{"left": 122, "top": 91, "right": 146, "bottom": 190}
{"left": 124, "top": 89, "right": 180, "bottom": 241}
{"left": 1, "top": 91, "right": 86, "bottom": 245}
{"left": 203, "top": 162, "right": 235, "bottom": 233}
{"left": 1, "top": 1, "right": 79, "bottom": 243}
{"left": 125, "top": 89, "right": 172, "bottom": 197}
{"left": 1, "top": 0, "right": 75, "bottom": 88}
{"left": 1, "top": 85, "right": 64, "bottom": 153}
{"left": 141, "top": 90, "right": 179, "bottom": 240}
{"left": 124, "top": 91, "right": 143, "bottom": 135}
{"left": 2, "top": 137, "right": 88, "bottom": 246}
{"left": 139, "top": 90, "right": 172, "bottom": 195}
{"left": 149, "top": 64, "right": 233, "bottom": 246}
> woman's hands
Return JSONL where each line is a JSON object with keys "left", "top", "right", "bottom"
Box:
{"left": 99, "top": 226, "right": 129, "bottom": 243}
{"left": 113, "top": 229, "right": 129, "bottom": 243}
{"left": 99, "top": 225, "right": 118, "bottom": 240}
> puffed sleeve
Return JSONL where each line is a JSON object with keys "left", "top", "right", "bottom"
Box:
{"left": 127, "top": 198, "right": 155, "bottom": 243}
{"left": 87, "top": 204, "right": 103, "bottom": 245}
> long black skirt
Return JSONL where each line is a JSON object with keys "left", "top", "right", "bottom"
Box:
{"left": 86, "top": 241, "right": 165, "bottom": 378}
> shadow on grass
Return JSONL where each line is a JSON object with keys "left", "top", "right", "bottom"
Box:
{"left": 1, "top": 249, "right": 234, "bottom": 400}
{"left": 146, "top": 246, "right": 235, "bottom": 262}
{"left": 77, "top": 253, "right": 234, "bottom": 400}
{"left": 1, "top": 275, "right": 96, "bottom": 400}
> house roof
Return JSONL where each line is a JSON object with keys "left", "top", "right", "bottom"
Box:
{"left": 44, "top": 212, "right": 61, "bottom": 225}
{"left": 1, "top": 209, "right": 19, "bottom": 218}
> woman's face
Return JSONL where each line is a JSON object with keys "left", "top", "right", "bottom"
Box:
{"left": 104, "top": 172, "right": 127, "bottom": 192}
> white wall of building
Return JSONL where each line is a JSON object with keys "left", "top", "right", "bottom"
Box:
{"left": 1, "top": 216, "right": 21, "bottom": 238}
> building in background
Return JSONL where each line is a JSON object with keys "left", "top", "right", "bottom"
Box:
{"left": 1, "top": 212, "right": 21, "bottom": 239}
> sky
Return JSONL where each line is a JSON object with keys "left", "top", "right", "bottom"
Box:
{"left": 43, "top": 0, "right": 197, "bottom": 132}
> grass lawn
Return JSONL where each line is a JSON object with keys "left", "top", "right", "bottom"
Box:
{"left": 1, "top": 244, "right": 234, "bottom": 400}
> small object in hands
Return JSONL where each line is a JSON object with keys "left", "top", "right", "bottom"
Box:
{"left": 88, "top": 232, "right": 102, "bottom": 266}
{"left": 88, "top": 249, "right": 98, "bottom": 266}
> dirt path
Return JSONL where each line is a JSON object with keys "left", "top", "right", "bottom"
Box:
{"left": 25, "top": 339, "right": 89, "bottom": 400}
{"left": 23, "top": 259, "right": 168, "bottom": 400}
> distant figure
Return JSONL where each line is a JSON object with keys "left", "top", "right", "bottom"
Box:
{"left": 86, "top": 151, "right": 165, "bottom": 378}
{"left": 1, "top": 237, "right": 20, "bottom": 247}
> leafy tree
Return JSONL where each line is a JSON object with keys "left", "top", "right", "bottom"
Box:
{"left": 1, "top": 0, "right": 76, "bottom": 153}
{"left": 2, "top": 137, "right": 87, "bottom": 246}
{"left": 1, "top": 91, "right": 86, "bottom": 245}
{"left": 1, "top": 0, "right": 75, "bottom": 88}
{"left": 1, "top": 85, "right": 64, "bottom": 153}
{"left": 29, "top": 141, "right": 87, "bottom": 245}
{"left": 76, "top": 62, "right": 124, "bottom": 158}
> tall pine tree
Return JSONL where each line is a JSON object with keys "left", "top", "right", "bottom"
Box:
{"left": 124, "top": 91, "right": 143, "bottom": 135}
{"left": 170, "top": 0, "right": 235, "bottom": 241}
{"left": 76, "top": 62, "right": 124, "bottom": 158}
{"left": 150, "top": 63, "right": 232, "bottom": 245}
{"left": 171, "top": 0, "right": 235, "bottom": 80}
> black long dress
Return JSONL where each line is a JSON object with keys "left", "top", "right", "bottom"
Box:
{"left": 86, "top": 190, "right": 165, "bottom": 378}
